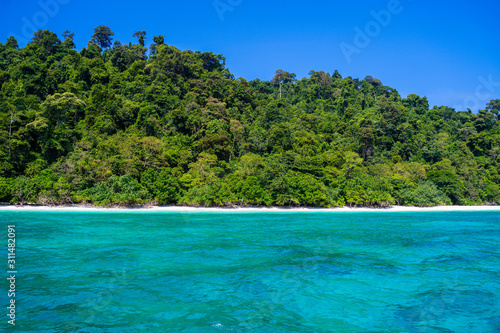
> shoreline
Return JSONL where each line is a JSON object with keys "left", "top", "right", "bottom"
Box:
{"left": 1, "top": 204, "right": 500, "bottom": 213}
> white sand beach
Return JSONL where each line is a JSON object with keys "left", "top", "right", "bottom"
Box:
{"left": 1, "top": 204, "right": 499, "bottom": 213}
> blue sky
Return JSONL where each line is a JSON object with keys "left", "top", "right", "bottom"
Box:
{"left": 1, "top": 0, "right": 499, "bottom": 111}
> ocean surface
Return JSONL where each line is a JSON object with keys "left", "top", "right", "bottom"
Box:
{"left": 2, "top": 210, "right": 500, "bottom": 332}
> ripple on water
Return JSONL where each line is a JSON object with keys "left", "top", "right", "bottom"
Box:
{"left": 4, "top": 210, "right": 500, "bottom": 332}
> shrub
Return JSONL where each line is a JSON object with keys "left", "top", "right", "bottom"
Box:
{"left": 396, "top": 181, "right": 452, "bottom": 207}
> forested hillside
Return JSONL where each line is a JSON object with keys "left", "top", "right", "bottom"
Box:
{"left": 1, "top": 27, "right": 499, "bottom": 207}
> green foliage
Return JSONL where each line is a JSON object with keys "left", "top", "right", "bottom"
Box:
{"left": 11, "top": 176, "right": 36, "bottom": 205}
{"left": 108, "top": 174, "right": 149, "bottom": 204}
{"left": 77, "top": 182, "right": 113, "bottom": 206}
{"left": 343, "top": 174, "right": 394, "bottom": 207}
{"left": 396, "top": 181, "right": 452, "bottom": 207}
{"left": 77, "top": 174, "right": 149, "bottom": 206}
{"left": 141, "top": 168, "right": 184, "bottom": 204}
{"left": 427, "top": 160, "right": 466, "bottom": 204}
{"left": 0, "top": 29, "right": 499, "bottom": 207}
{"left": 0, "top": 177, "right": 12, "bottom": 201}
{"left": 90, "top": 25, "right": 114, "bottom": 50}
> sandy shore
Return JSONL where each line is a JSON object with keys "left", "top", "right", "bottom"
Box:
{"left": 0, "top": 204, "right": 499, "bottom": 213}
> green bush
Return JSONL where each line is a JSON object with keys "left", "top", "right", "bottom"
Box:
{"left": 396, "top": 181, "right": 452, "bottom": 207}
{"left": 77, "top": 182, "right": 113, "bottom": 206}
{"left": 76, "top": 174, "right": 149, "bottom": 206}
{"left": 109, "top": 174, "right": 150, "bottom": 204}
{"left": 141, "top": 168, "right": 184, "bottom": 204}
{"left": 11, "top": 176, "right": 36, "bottom": 205}
{"left": 0, "top": 177, "right": 13, "bottom": 202}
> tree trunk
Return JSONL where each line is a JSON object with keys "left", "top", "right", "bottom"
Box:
{"left": 8, "top": 109, "right": 16, "bottom": 156}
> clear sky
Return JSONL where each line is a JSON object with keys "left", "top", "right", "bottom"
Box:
{"left": 1, "top": 0, "right": 499, "bottom": 111}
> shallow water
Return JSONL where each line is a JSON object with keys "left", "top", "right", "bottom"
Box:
{"left": 2, "top": 210, "right": 500, "bottom": 332}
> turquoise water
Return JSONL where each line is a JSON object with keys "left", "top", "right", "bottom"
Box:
{"left": 2, "top": 210, "right": 500, "bottom": 332}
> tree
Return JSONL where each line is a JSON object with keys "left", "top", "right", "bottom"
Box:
{"left": 402, "top": 94, "right": 429, "bottom": 115}
{"left": 110, "top": 42, "right": 134, "bottom": 71}
{"left": 359, "top": 126, "right": 375, "bottom": 161}
{"left": 364, "top": 75, "right": 383, "bottom": 87}
{"left": 5, "top": 104, "right": 18, "bottom": 157}
{"left": 62, "top": 30, "right": 75, "bottom": 48}
{"left": 332, "top": 69, "right": 342, "bottom": 80}
{"left": 149, "top": 35, "right": 165, "bottom": 56}
{"left": 0, "top": 28, "right": 499, "bottom": 208}
{"left": 396, "top": 181, "right": 451, "bottom": 206}
{"left": 486, "top": 99, "right": 500, "bottom": 119}
{"left": 153, "top": 35, "right": 164, "bottom": 45}
{"left": 141, "top": 168, "right": 183, "bottom": 204}
{"left": 486, "top": 99, "right": 500, "bottom": 111}
{"left": 230, "top": 119, "right": 244, "bottom": 159}
{"left": 31, "top": 29, "right": 43, "bottom": 44}
{"left": 427, "top": 168, "right": 466, "bottom": 205}
{"left": 5, "top": 36, "right": 18, "bottom": 49}
{"left": 132, "top": 30, "right": 146, "bottom": 46}
{"left": 272, "top": 69, "right": 295, "bottom": 98}
{"left": 12, "top": 176, "right": 35, "bottom": 206}
{"left": 40, "top": 92, "right": 86, "bottom": 129}
{"left": 90, "top": 25, "right": 114, "bottom": 50}
{"left": 0, "top": 177, "right": 12, "bottom": 201}
{"left": 30, "top": 29, "right": 61, "bottom": 54}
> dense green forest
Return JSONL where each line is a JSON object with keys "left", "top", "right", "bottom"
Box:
{"left": 1, "top": 27, "right": 499, "bottom": 207}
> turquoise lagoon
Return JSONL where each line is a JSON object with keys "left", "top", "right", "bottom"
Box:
{"left": 2, "top": 210, "right": 500, "bottom": 332}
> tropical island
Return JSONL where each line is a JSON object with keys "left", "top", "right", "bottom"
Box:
{"left": 1, "top": 27, "right": 499, "bottom": 208}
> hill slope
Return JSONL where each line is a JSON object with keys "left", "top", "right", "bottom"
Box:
{"left": 1, "top": 29, "right": 499, "bottom": 207}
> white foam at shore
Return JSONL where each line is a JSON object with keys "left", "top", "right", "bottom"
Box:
{"left": 0, "top": 204, "right": 499, "bottom": 213}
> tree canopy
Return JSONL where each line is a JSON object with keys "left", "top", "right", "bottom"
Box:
{"left": 90, "top": 25, "right": 114, "bottom": 50}
{"left": 1, "top": 28, "right": 499, "bottom": 207}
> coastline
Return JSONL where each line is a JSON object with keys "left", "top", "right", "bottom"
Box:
{"left": 1, "top": 204, "right": 500, "bottom": 213}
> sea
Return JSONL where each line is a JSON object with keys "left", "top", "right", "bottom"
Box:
{"left": 1, "top": 210, "right": 499, "bottom": 332}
